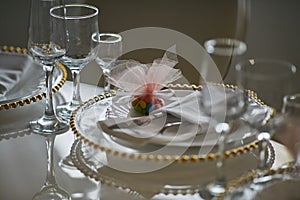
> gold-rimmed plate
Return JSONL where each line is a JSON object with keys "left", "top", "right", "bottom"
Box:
{"left": 0, "top": 46, "right": 67, "bottom": 140}
{"left": 71, "top": 84, "right": 275, "bottom": 175}
{"left": 0, "top": 46, "right": 67, "bottom": 110}
{"left": 223, "top": 162, "right": 300, "bottom": 200}
{"left": 102, "top": 87, "right": 270, "bottom": 149}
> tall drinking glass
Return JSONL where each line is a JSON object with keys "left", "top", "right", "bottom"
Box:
{"left": 199, "top": 83, "right": 248, "bottom": 198}
{"left": 28, "top": 0, "right": 69, "bottom": 135}
{"left": 29, "top": 1, "right": 70, "bottom": 199}
{"left": 204, "top": 38, "right": 247, "bottom": 79}
{"left": 55, "top": 4, "right": 99, "bottom": 120}
{"left": 235, "top": 59, "right": 297, "bottom": 183}
{"left": 33, "top": 135, "right": 70, "bottom": 200}
{"left": 235, "top": 59, "right": 297, "bottom": 111}
{"left": 200, "top": 36, "right": 247, "bottom": 199}
{"left": 52, "top": 3, "right": 99, "bottom": 169}
{"left": 273, "top": 94, "right": 300, "bottom": 176}
{"left": 93, "top": 33, "right": 122, "bottom": 93}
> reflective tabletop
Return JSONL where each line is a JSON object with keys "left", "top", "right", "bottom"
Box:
{"left": 0, "top": 81, "right": 294, "bottom": 200}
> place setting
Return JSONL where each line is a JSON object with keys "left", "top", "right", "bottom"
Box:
{"left": 1, "top": 1, "right": 300, "bottom": 200}
{"left": 68, "top": 43, "right": 278, "bottom": 199}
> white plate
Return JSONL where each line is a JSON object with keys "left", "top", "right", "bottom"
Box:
{"left": 99, "top": 87, "right": 273, "bottom": 148}
{"left": 71, "top": 85, "right": 274, "bottom": 174}
{"left": 0, "top": 51, "right": 67, "bottom": 140}
{"left": 0, "top": 50, "right": 66, "bottom": 109}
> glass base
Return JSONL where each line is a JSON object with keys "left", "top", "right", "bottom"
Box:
{"left": 56, "top": 102, "right": 79, "bottom": 122}
{"left": 33, "top": 184, "right": 70, "bottom": 200}
{"left": 199, "top": 182, "right": 226, "bottom": 199}
{"left": 30, "top": 115, "right": 69, "bottom": 135}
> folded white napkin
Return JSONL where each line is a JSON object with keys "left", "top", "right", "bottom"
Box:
{"left": 0, "top": 52, "right": 31, "bottom": 99}
{"left": 98, "top": 85, "right": 273, "bottom": 146}
{"left": 153, "top": 90, "right": 210, "bottom": 124}
{"left": 98, "top": 90, "right": 210, "bottom": 145}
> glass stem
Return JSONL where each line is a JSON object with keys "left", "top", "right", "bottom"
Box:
{"left": 295, "top": 142, "right": 300, "bottom": 165}
{"left": 103, "top": 72, "right": 110, "bottom": 92}
{"left": 215, "top": 132, "right": 226, "bottom": 185}
{"left": 45, "top": 135, "right": 56, "bottom": 186}
{"left": 257, "top": 132, "right": 271, "bottom": 170}
{"left": 70, "top": 69, "right": 82, "bottom": 108}
{"left": 43, "top": 65, "right": 56, "bottom": 118}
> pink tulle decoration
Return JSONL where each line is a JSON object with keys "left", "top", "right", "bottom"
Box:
{"left": 108, "top": 46, "right": 182, "bottom": 115}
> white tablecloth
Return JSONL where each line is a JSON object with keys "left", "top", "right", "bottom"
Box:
{"left": 0, "top": 81, "right": 294, "bottom": 200}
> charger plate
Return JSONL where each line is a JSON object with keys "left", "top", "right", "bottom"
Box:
{"left": 0, "top": 46, "right": 67, "bottom": 140}
{"left": 71, "top": 83, "right": 274, "bottom": 164}
{"left": 0, "top": 45, "right": 67, "bottom": 110}
{"left": 70, "top": 83, "right": 276, "bottom": 194}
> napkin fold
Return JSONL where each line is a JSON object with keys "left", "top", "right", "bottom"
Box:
{"left": 98, "top": 90, "right": 209, "bottom": 145}
{"left": 0, "top": 52, "right": 31, "bottom": 99}
{"left": 98, "top": 85, "right": 274, "bottom": 146}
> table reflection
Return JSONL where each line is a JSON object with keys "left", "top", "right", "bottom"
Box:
{"left": 0, "top": 81, "right": 295, "bottom": 200}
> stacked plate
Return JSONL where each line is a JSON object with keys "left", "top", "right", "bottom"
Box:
{"left": 70, "top": 84, "right": 275, "bottom": 198}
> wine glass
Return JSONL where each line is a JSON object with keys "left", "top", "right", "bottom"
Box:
{"left": 29, "top": 1, "right": 70, "bottom": 199}
{"left": 200, "top": 37, "right": 247, "bottom": 198}
{"left": 33, "top": 135, "right": 70, "bottom": 200}
{"left": 204, "top": 38, "right": 247, "bottom": 79}
{"left": 52, "top": 3, "right": 99, "bottom": 169}
{"left": 199, "top": 83, "right": 248, "bottom": 198}
{"left": 27, "top": 0, "right": 69, "bottom": 135}
{"left": 223, "top": 94, "right": 300, "bottom": 200}
{"left": 235, "top": 58, "right": 297, "bottom": 111}
{"left": 55, "top": 4, "right": 99, "bottom": 121}
{"left": 235, "top": 59, "right": 297, "bottom": 186}
{"left": 272, "top": 94, "right": 300, "bottom": 177}
{"left": 93, "top": 33, "right": 122, "bottom": 93}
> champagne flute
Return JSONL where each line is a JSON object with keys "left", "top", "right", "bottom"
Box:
{"left": 28, "top": 0, "right": 69, "bottom": 135}
{"left": 52, "top": 3, "right": 99, "bottom": 169}
{"left": 55, "top": 4, "right": 99, "bottom": 121}
{"left": 93, "top": 33, "right": 122, "bottom": 93}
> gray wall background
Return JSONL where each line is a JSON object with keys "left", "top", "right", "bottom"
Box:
{"left": 0, "top": 0, "right": 299, "bottom": 102}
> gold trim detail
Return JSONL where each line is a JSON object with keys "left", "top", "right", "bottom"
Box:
{"left": 70, "top": 83, "right": 275, "bottom": 163}
{"left": 219, "top": 162, "right": 298, "bottom": 199}
{"left": 0, "top": 45, "right": 67, "bottom": 111}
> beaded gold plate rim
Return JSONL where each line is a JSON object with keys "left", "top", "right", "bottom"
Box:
{"left": 70, "top": 136, "right": 275, "bottom": 196}
{"left": 70, "top": 83, "right": 275, "bottom": 164}
{"left": 220, "top": 162, "right": 299, "bottom": 199}
{"left": 70, "top": 140, "right": 152, "bottom": 197}
{"left": 0, "top": 45, "right": 67, "bottom": 111}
